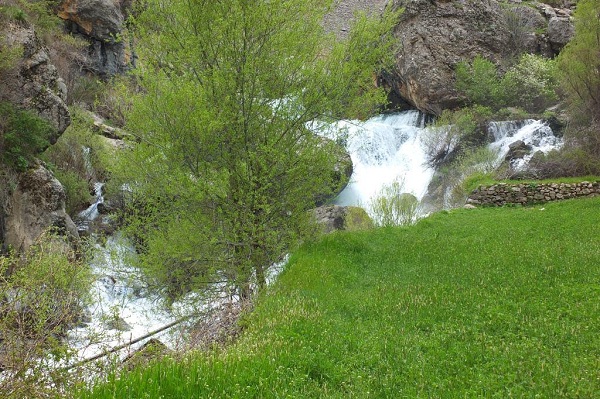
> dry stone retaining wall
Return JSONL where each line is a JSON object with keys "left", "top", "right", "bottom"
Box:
{"left": 467, "top": 181, "right": 600, "bottom": 207}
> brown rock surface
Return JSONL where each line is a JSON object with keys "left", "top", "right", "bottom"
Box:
{"left": 4, "top": 164, "right": 79, "bottom": 252}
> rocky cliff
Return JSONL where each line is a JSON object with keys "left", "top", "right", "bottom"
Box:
{"left": 1, "top": 25, "right": 70, "bottom": 140}
{"left": 1, "top": 22, "right": 76, "bottom": 252}
{"left": 58, "top": 0, "right": 134, "bottom": 76}
{"left": 382, "top": 0, "right": 575, "bottom": 115}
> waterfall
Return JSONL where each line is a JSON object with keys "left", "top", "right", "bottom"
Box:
{"left": 314, "top": 111, "right": 434, "bottom": 211}
{"left": 488, "top": 119, "right": 563, "bottom": 170}
{"left": 315, "top": 111, "right": 563, "bottom": 215}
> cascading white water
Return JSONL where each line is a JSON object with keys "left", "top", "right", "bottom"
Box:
{"left": 315, "top": 111, "right": 563, "bottom": 214}
{"left": 488, "top": 119, "right": 563, "bottom": 170}
{"left": 315, "top": 111, "right": 434, "bottom": 210}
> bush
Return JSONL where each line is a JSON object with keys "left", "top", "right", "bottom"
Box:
{"left": 529, "top": 123, "right": 600, "bottom": 178}
{"left": 368, "top": 178, "right": 420, "bottom": 227}
{"left": 455, "top": 54, "right": 559, "bottom": 113}
{"left": 503, "top": 54, "right": 558, "bottom": 113}
{"left": 0, "top": 232, "right": 91, "bottom": 399}
{"left": 455, "top": 56, "right": 506, "bottom": 109}
{"left": 421, "top": 106, "right": 489, "bottom": 167}
{"left": 0, "top": 102, "right": 55, "bottom": 171}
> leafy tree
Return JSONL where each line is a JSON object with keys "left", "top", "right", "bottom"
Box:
{"left": 117, "top": 0, "right": 399, "bottom": 299}
{"left": 557, "top": 0, "right": 600, "bottom": 124}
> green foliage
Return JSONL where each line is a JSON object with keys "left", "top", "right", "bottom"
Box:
{"left": 503, "top": 53, "right": 559, "bottom": 112}
{"left": 0, "top": 233, "right": 91, "bottom": 399}
{"left": 456, "top": 55, "right": 506, "bottom": 108}
{"left": 455, "top": 54, "right": 559, "bottom": 113}
{"left": 368, "top": 178, "right": 419, "bottom": 226}
{"left": 79, "top": 197, "right": 600, "bottom": 398}
{"left": 0, "top": 101, "right": 55, "bottom": 171}
{"left": 118, "top": 0, "right": 400, "bottom": 299}
{"left": 0, "top": 1, "right": 60, "bottom": 30}
{"left": 557, "top": 0, "right": 600, "bottom": 124}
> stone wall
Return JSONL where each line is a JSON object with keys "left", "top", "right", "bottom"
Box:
{"left": 467, "top": 181, "right": 600, "bottom": 207}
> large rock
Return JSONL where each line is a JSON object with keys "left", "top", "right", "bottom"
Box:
{"left": 313, "top": 205, "right": 373, "bottom": 233}
{"left": 547, "top": 16, "right": 575, "bottom": 53}
{"left": 2, "top": 26, "right": 70, "bottom": 140}
{"left": 58, "top": 0, "right": 134, "bottom": 76}
{"left": 382, "top": 0, "right": 575, "bottom": 115}
{"left": 4, "top": 164, "right": 79, "bottom": 252}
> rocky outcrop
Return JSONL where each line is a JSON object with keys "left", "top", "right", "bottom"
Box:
{"left": 58, "top": 0, "right": 134, "bottom": 76}
{"left": 2, "top": 26, "right": 70, "bottom": 140}
{"left": 4, "top": 163, "right": 79, "bottom": 252}
{"left": 467, "top": 181, "right": 600, "bottom": 207}
{"left": 382, "top": 0, "right": 575, "bottom": 114}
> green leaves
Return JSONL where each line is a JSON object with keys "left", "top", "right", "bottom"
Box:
{"left": 455, "top": 54, "right": 558, "bottom": 113}
{"left": 0, "top": 101, "right": 55, "bottom": 171}
{"left": 557, "top": 0, "right": 600, "bottom": 124}
{"left": 117, "top": 0, "right": 399, "bottom": 298}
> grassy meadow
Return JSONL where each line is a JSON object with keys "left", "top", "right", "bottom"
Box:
{"left": 79, "top": 197, "right": 600, "bottom": 398}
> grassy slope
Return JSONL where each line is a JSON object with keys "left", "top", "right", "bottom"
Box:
{"left": 80, "top": 198, "right": 600, "bottom": 398}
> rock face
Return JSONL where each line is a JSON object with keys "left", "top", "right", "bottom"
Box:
{"left": 4, "top": 164, "right": 79, "bottom": 252}
{"left": 383, "top": 0, "right": 574, "bottom": 114}
{"left": 58, "top": 0, "right": 134, "bottom": 76}
{"left": 2, "top": 26, "right": 70, "bottom": 140}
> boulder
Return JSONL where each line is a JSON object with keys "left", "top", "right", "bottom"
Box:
{"left": 383, "top": 0, "right": 512, "bottom": 114}
{"left": 505, "top": 140, "right": 533, "bottom": 162}
{"left": 547, "top": 16, "right": 575, "bottom": 53}
{"left": 58, "top": 0, "right": 134, "bottom": 76}
{"left": 313, "top": 205, "right": 373, "bottom": 233}
{"left": 382, "top": 0, "right": 575, "bottom": 114}
{"left": 2, "top": 26, "right": 70, "bottom": 140}
{"left": 4, "top": 163, "right": 79, "bottom": 252}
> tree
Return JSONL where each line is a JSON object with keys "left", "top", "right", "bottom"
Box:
{"left": 117, "top": 0, "right": 399, "bottom": 300}
{"left": 557, "top": 0, "right": 600, "bottom": 124}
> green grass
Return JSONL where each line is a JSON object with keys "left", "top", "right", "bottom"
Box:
{"left": 79, "top": 198, "right": 600, "bottom": 398}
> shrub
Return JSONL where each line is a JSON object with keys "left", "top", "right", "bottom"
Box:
{"left": 368, "top": 178, "right": 420, "bottom": 227}
{"left": 455, "top": 54, "right": 559, "bottom": 113}
{"left": 455, "top": 56, "right": 506, "bottom": 109}
{"left": 421, "top": 107, "right": 489, "bottom": 167}
{"left": 502, "top": 54, "right": 558, "bottom": 113}
{"left": 0, "top": 102, "right": 55, "bottom": 171}
{"left": 0, "top": 232, "right": 92, "bottom": 399}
